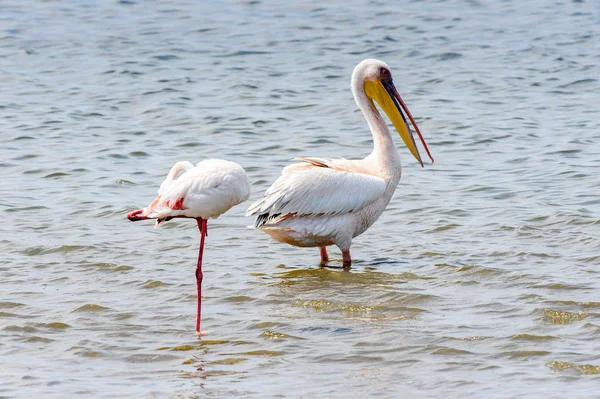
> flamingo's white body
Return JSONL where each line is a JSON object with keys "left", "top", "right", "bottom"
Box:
{"left": 128, "top": 159, "right": 250, "bottom": 334}
{"left": 141, "top": 159, "right": 250, "bottom": 225}
{"left": 247, "top": 59, "right": 433, "bottom": 266}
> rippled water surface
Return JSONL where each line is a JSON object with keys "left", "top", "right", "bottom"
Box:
{"left": 2, "top": 1, "right": 600, "bottom": 398}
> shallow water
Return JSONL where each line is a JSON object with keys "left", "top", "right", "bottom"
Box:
{"left": 1, "top": 0, "right": 600, "bottom": 398}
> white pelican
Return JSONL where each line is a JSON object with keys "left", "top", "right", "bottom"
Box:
{"left": 127, "top": 159, "right": 250, "bottom": 334}
{"left": 246, "top": 59, "right": 433, "bottom": 266}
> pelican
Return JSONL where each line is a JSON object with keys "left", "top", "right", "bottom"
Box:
{"left": 127, "top": 159, "right": 250, "bottom": 334}
{"left": 246, "top": 59, "right": 433, "bottom": 266}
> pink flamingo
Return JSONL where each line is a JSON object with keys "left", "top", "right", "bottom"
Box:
{"left": 127, "top": 159, "right": 250, "bottom": 334}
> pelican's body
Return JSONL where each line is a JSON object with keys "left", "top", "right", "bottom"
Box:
{"left": 247, "top": 59, "right": 433, "bottom": 265}
{"left": 128, "top": 158, "right": 250, "bottom": 334}
{"left": 247, "top": 156, "right": 400, "bottom": 252}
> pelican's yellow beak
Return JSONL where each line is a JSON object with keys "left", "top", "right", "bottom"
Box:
{"left": 364, "top": 79, "right": 434, "bottom": 167}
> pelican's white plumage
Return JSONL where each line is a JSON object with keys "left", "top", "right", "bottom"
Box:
{"left": 247, "top": 59, "right": 433, "bottom": 265}
{"left": 143, "top": 159, "right": 250, "bottom": 224}
{"left": 246, "top": 159, "right": 386, "bottom": 218}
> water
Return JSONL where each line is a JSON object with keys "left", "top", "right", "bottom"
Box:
{"left": 1, "top": 0, "right": 599, "bottom": 397}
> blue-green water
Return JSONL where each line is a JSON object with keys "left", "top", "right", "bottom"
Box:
{"left": 1, "top": 1, "right": 599, "bottom": 398}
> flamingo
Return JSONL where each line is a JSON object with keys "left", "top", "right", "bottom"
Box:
{"left": 127, "top": 159, "right": 250, "bottom": 334}
{"left": 246, "top": 59, "right": 433, "bottom": 267}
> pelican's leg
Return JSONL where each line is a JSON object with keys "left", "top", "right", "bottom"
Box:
{"left": 342, "top": 250, "right": 351, "bottom": 267}
{"left": 195, "top": 218, "right": 208, "bottom": 335}
{"left": 319, "top": 247, "right": 329, "bottom": 264}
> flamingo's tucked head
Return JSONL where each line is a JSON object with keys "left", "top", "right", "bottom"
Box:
{"left": 352, "top": 58, "right": 434, "bottom": 167}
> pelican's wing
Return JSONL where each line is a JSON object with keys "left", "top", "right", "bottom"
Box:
{"left": 292, "top": 157, "right": 359, "bottom": 172}
{"left": 246, "top": 158, "right": 386, "bottom": 226}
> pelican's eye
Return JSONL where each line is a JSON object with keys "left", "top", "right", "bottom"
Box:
{"left": 380, "top": 67, "right": 392, "bottom": 82}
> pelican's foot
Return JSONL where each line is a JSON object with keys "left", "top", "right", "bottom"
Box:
{"left": 319, "top": 247, "right": 329, "bottom": 264}
{"left": 342, "top": 250, "right": 352, "bottom": 268}
{"left": 196, "top": 330, "right": 207, "bottom": 337}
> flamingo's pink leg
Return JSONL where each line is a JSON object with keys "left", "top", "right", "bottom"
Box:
{"left": 195, "top": 218, "right": 207, "bottom": 334}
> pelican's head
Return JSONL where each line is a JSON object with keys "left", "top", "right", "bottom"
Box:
{"left": 352, "top": 59, "right": 433, "bottom": 167}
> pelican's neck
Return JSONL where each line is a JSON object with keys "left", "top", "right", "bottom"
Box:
{"left": 351, "top": 78, "right": 401, "bottom": 179}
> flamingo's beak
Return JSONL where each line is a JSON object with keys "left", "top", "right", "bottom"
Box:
{"left": 127, "top": 209, "right": 148, "bottom": 221}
